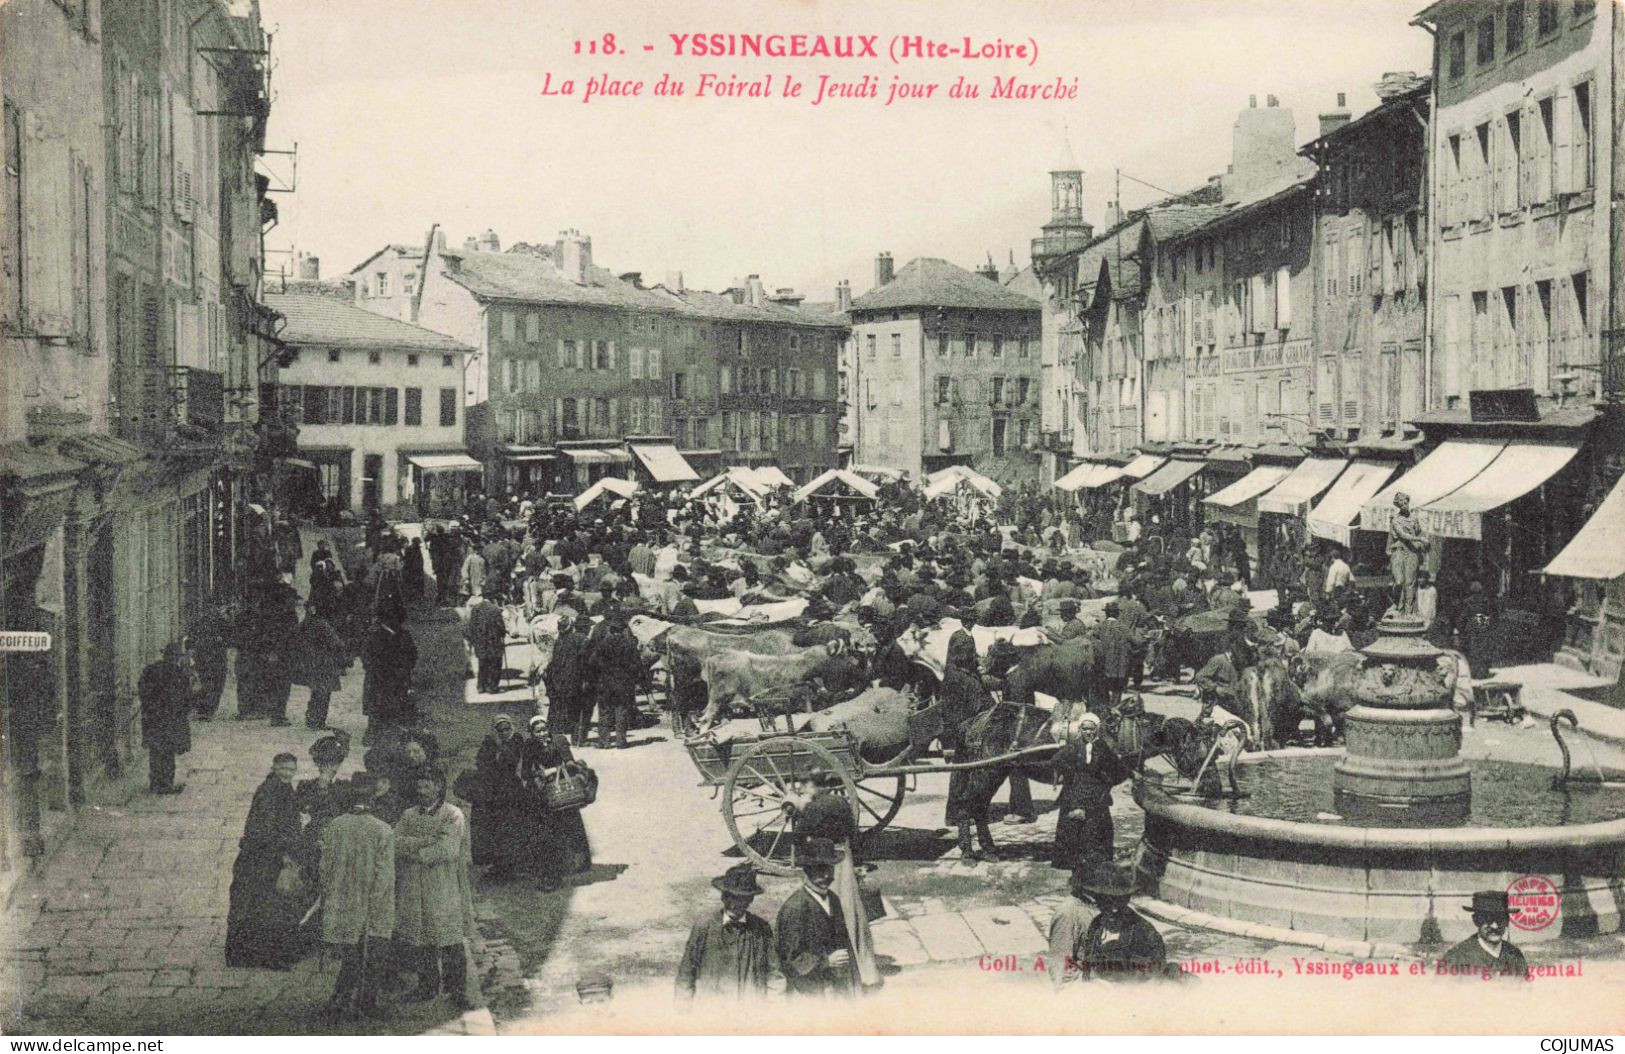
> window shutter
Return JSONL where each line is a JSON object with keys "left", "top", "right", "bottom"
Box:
{"left": 342, "top": 386, "right": 356, "bottom": 424}
{"left": 385, "top": 387, "right": 398, "bottom": 425}
{"left": 1339, "top": 353, "right": 1362, "bottom": 424}
{"left": 1276, "top": 266, "right": 1292, "bottom": 327}
{"left": 1316, "top": 358, "right": 1336, "bottom": 426}
{"left": 21, "top": 114, "right": 73, "bottom": 335}
{"left": 608, "top": 396, "right": 619, "bottom": 436}
{"left": 555, "top": 339, "right": 566, "bottom": 369}
{"left": 607, "top": 341, "right": 617, "bottom": 369}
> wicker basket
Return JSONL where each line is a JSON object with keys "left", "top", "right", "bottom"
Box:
{"left": 539, "top": 761, "right": 598, "bottom": 811}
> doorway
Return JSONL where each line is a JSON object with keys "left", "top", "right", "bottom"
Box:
{"left": 362, "top": 454, "right": 382, "bottom": 511}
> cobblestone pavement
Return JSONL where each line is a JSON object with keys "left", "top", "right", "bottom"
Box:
{"left": 4, "top": 531, "right": 1624, "bottom": 1033}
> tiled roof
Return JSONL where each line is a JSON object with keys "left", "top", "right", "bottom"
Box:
{"left": 264, "top": 293, "right": 471, "bottom": 353}
{"left": 659, "top": 287, "right": 847, "bottom": 330}
{"left": 349, "top": 243, "right": 424, "bottom": 274}
{"left": 1003, "top": 264, "right": 1042, "bottom": 300}
{"left": 443, "top": 251, "right": 675, "bottom": 313}
{"left": 1143, "top": 205, "right": 1230, "bottom": 243}
{"left": 1074, "top": 219, "right": 1144, "bottom": 297}
{"left": 851, "top": 257, "right": 1040, "bottom": 313}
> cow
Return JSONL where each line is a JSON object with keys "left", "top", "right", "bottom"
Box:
{"left": 1002, "top": 641, "right": 1098, "bottom": 742}
{"left": 697, "top": 642, "right": 843, "bottom": 730}
{"left": 630, "top": 616, "right": 800, "bottom": 659}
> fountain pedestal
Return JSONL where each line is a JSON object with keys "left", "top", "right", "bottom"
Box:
{"left": 1332, "top": 613, "right": 1470, "bottom": 825}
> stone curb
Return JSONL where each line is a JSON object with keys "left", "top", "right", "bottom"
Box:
{"left": 1132, "top": 896, "right": 1419, "bottom": 962}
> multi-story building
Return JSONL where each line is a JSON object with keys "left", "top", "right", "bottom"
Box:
{"left": 849, "top": 254, "right": 1043, "bottom": 483}
{"left": 377, "top": 230, "right": 845, "bottom": 491}
{"left": 1302, "top": 77, "right": 1432, "bottom": 440}
{"left": 263, "top": 291, "right": 475, "bottom": 515}
{"left": 1138, "top": 205, "right": 1230, "bottom": 445}
{"left": 0, "top": 0, "right": 275, "bottom": 891}
{"left": 1030, "top": 142, "right": 1095, "bottom": 483}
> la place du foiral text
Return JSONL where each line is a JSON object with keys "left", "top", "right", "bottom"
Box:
{"left": 540, "top": 71, "right": 1079, "bottom": 106}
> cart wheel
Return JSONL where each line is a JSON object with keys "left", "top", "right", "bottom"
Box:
{"left": 851, "top": 775, "right": 906, "bottom": 848}
{"left": 722, "top": 735, "right": 857, "bottom": 876}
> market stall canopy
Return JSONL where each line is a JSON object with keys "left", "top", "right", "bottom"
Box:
{"left": 1131, "top": 458, "right": 1205, "bottom": 496}
{"left": 1256, "top": 457, "right": 1348, "bottom": 516}
{"left": 407, "top": 453, "right": 482, "bottom": 474}
{"left": 1415, "top": 441, "right": 1578, "bottom": 540}
{"left": 794, "top": 468, "right": 880, "bottom": 503}
{"left": 1054, "top": 462, "right": 1126, "bottom": 492}
{"left": 562, "top": 448, "right": 633, "bottom": 466}
{"left": 629, "top": 442, "right": 700, "bottom": 483}
{"left": 1307, "top": 460, "right": 1396, "bottom": 546}
{"left": 1543, "top": 472, "right": 1625, "bottom": 580}
{"left": 923, "top": 465, "right": 1001, "bottom": 501}
{"left": 573, "top": 476, "right": 640, "bottom": 511}
{"left": 689, "top": 468, "right": 767, "bottom": 502}
{"left": 1120, "top": 454, "right": 1167, "bottom": 479}
{"left": 1202, "top": 464, "right": 1291, "bottom": 526}
{"left": 744, "top": 465, "right": 793, "bottom": 489}
{"left": 1360, "top": 439, "right": 1506, "bottom": 533}
{"left": 849, "top": 464, "right": 905, "bottom": 482}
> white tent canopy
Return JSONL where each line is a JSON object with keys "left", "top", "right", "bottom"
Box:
{"left": 923, "top": 464, "right": 1002, "bottom": 500}
{"left": 573, "top": 476, "right": 639, "bottom": 511}
{"left": 849, "top": 464, "right": 905, "bottom": 482}
{"left": 743, "top": 465, "right": 793, "bottom": 489}
{"left": 689, "top": 467, "right": 768, "bottom": 502}
{"left": 793, "top": 468, "right": 880, "bottom": 503}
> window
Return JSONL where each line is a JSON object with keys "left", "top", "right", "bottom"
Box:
{"left": 630, "top": 346, "right": 644, "bottom": 379}
{"left": 368, "top": 350, "right": 381, "bottom": 365}
{"left": 499, "top": 309, "right": 516, "bottom": 343}
{"left": 593, "top": 340, "right": 612, "bottom": 369}
{"left": 1573, "top": 0, "right": 1595, "bottom": 18}
{"left": 1476, "top": 15, "right": 1495, "bottom": 65}
{"left": 865, "top": 334, "right": 876, "bottom": 359}
{"left": 403, "top": 271, "right": 417, "bottom": 296}
{"left": 1573, "top": 270, "right": 1589, "bottom": 331}
{"left": 720, "top": 365, "right": 732, "bottom": 394}
{"left": 442, "top": 354, "right": 454, "bottom": 367}
{"left": 759, "top": 367, "right": 774, "bottom": 394}
{"left": 404, "top": 387, "right": 422, "bottom": 426}
{"left": 1476, "top": 122, "right": 1494, "bottom": 218}
{"left": 992, "top": 417, "right": 1008, "bottom": 457}
{"left": 525, "top": 313, "right": 540, "bottom": 342}
{"left": 1536, "top": 96, "right": 1555, "bottom": 202}
{"left": 1538, "top": 0, "right": 1559, "bottom": 35}
{"left": 1019, "top": 337, "right": 1031, "bottom": 358}
{"left": 1018, "top": 418, "right": 1031, "bottom": 448}
{"left": 592, "top": 397, "right": 610, "bottom": 435}
{"left": 992, "top": 376, "right": 1006, "bottom": 404}
{"left": 672, "top": 372, "right": 688, "bottom": 400}
{"left": 1016, "top": 377, "right": 1031, "bottom": 404}
{"left": 965, "top": 332, "right": 977, "bottom": 357}
{"left": 407, "top": 353, "right": 419, "bottom": 366}
{"left": 789, "top": 333, "right": 800, "bottom": 352}
{"left": 647, "top": 347, "right": 662, "bottom": 379}
{"left": 991, "top": 335, "right": 1004, "bottom": 358}
{"left": 628, "top": 395, "right": 644, "bottom": 433}
{"left": 439, "top": 387, "right": 457, "bottom": 427}
{"left": 1574, "top": 81, "right": 1593, "bottom": 190}
{"left": 786, "top": 368, "right": 801, "bottom": 397}
{"left": 890, "top": 333, "right": 901, "bottom": 358}
{"left": 1506, "top": 1, "right": 1525, "bottom": 52}
{"left": 936, "top": 333, "right": 949, "bottom": 357}
{"left": 1504, "top": 110, "right": 1523, "bottom": 212}
{"left": 812, "top": 368, "right": 826, "bottom": 398}
{"left": 1448, "top": 31, "right": 1466, "bottom": 80}
{"left": 327, "top": 348, "right": 341, "bottom": 363}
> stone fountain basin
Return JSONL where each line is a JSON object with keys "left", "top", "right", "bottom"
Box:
{"left": 1133, "top": 761, "right": 1625, "bottom": 946}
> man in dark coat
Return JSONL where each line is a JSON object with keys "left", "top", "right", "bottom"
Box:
{"left": 1075, "top": 863, "right": 1168, "bottom": 982}
{"left": 466, "top": 594, "right": 508, "bottom": 695}
{"left": 1439, "top": 890, "right": 1528, "bottom": 977}
{"left": 1091, "top": 602, "right": 1134, "bottom": 710}
{"left": 299, "top": 604, "right": 349, "bottom": 730}
{"left": 1050, "top": 713, "right": 1129, "bottom": 872}
{"left": 139, "top": 642, "right": 195, "bottom": 794}
{"left": 589, "top": 615, "right": 644, "bottom": 750}
{"left": 775, "top": 838, "right": 854, "bottom": 997}
{"left": 544, "top": 613, "right": 591, "bottom": 745}
{"left": 361, "top": 611, "right": 417, "bottom": 738}
{"left": 260, "top": 584, "right": 300, "bottom": 727}
{"left": 676, "top": 864, "right": 778, "bottom": 1005}
{"left": 188, "top": 607, "right": 230, "bottom": 721}
{"left": 945, "top": 611, "right": 978, "bottom": 675}
{"left": 226, "top": 753, "right": 311, "bottom": 969}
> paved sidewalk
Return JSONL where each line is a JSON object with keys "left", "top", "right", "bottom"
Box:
{"left": 0, "top": 560, "right": 498, "bottom": 1034}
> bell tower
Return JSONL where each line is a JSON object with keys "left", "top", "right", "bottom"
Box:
{"left": 1033, "top": 129, "right": 1092, "bottom": 262}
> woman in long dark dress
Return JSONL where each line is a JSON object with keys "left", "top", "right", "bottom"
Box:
{"left": 470, "top": 714, "right": 529, "bottom": 878}
{"left": 1050, "top": 713, "right": 1130, "bottom": 872}
{"left": 519, "top": 716, "right": 592, "bottom": 890}
{"left": 225, "top": 753, "right": 313, "bottom": 969}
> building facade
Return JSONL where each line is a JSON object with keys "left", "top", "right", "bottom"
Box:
{"left": 263, "top": 292, "right": 474, "bottom": 515}
{"left": 850, "top": 255, "right": 1043, "bottom": 483}
{"left": 0, "top": 0, "right": 276, "bottom": 895}
{"left": 380, "top": 230, "right": 844, "bottom": 491}
{"left": 1030, "top": 145, "right": 1095, "bottom": 483}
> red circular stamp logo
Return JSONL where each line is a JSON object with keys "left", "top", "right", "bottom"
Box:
{"left": 1505, "top": 874, "right": 1560, "bottom": 931}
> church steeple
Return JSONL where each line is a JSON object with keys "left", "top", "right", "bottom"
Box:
{"left": 1033, "top": 126, "right": 1092, "bottom": 262}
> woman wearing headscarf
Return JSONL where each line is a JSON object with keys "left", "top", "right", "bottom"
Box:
{"left": 1050, "top": 713, "right": 1130, "bottom": 873}
{"left": 519, "top": 714, "right": 593, "bottom": 891}
{"left": 225, "top": 752, "right": 313, "bottom": 969}
{"left": 469, "top": 715, "right": 528, "bottom": 880}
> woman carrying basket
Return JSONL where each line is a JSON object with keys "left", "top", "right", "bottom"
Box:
{"left": 520, "top": 715, "right": 594, "bottom": 891}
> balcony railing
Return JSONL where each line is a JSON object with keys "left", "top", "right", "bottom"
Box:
{"left": 117, "top": 364, "right": 226, "bottom": 447}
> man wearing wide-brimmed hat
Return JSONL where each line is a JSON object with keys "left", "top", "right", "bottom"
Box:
{"left": 1074, "top": 862, "right": 1167, "bottom": 983}
{"left": 675, "top": 863, "right": 779, "bottom": 1004}
{"left": 776, "top": 837, "right": 856, "bottom": 997}
{"left": 1440, "top": 891, "right": 1529, "bottom": 975}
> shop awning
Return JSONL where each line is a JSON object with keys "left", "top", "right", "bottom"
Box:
{"left": 1307, "top": 460, "right": 1397, "bottom": 547}
{"left": 630, "top": 443, "right": 700, "bottom": 483}
{"left": 1132, "top": 458, "right": 1205, "bottom": 496}
{"left": 1416, "top": 442, "right": 1578, "bottom": 540}
{"left": 850, "top": 464, "right": 905, "bottom": 481}
{"left": 1543, "top": 473, "right": 1625, "bottom": 580}
{"left": 498, "top": 445, "right": 556, "bottom": 463}
{"left": 1256, "top": 457, "right": 1349, "bottom": 516}
{"left": 573, "top": 476, "right": 639, "bottom": 511}
{"left": 562, "top": 448, "right": 633, "bottom": 466}
{"left": 407, "top": 453, "right": 482, "bottom": 474}
{"left": 1204, "top": 465, "right": 1292, "bottom": 508}
{"left": 1359, "top": 439, "right": 1506, "bottom": 533}
{"left": 1120, "top": 454, "right": 1166, "bottom": 479}
{"left": 1054, "top": 462, "right": 1126, "bottom": 492}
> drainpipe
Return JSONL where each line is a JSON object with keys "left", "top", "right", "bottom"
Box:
{"left": 1414, "top": 17, "right": 1440, "bottom": 413}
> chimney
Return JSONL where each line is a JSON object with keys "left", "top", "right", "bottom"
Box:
{"left": 975, "top": 254, "right": 999, "bottom": 282}
{"left": 1319, "top": 91, "right": 1352, "bottom": 137}
{"left": 664, "top": 270, "right": 685, "bottom": 294}
{"left": 556, "top": 229, "right": 592, "bottom": 284}
{"left": 766, "top": 286, "right": 805, "bottom": 307}
{"left": 875, "top": 251, "right": 894, "bottom": 288}
{"left": 1266, "top": 94, "right": 1279, "bottom": 107}
{"left": 745, "top": 274, "right": 766, "bottom": 306}
{"left": 433, "top": 229, "right": 446, "bottom": 253}
{"left": 478, "top": 228, "right": 500, "bottom": 253}
{"left": 463, "top": 236, "right": 479, "bottom": 253}
{"left": 835, "top": 279, "right": 852, "bottom": 313}
{"left": 1374, "top": 71, "right": 1426, "bottom": 102}
{"left": 1249, "top": 94, "right": 1257, "bottom": 108}
{"left": 619, "top": 272, "right": 643, "bottom": 288}
{"left": 1229, "top": 94, "right": 1297, "bottom": 201}
{"left": 1103, "top": 199, "right": 1124, "bottom": 228}
{"left": 296, "top": 253, "right": 320, "bottom": 281}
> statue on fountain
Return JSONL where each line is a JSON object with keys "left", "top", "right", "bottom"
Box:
{"left": 1386, "top": 492, "right": 1429, "bottom": 618}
